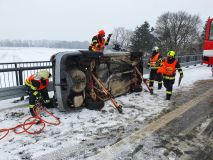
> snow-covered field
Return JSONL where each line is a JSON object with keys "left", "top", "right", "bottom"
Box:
{"left": 0, "top": 47, "right": 77, "bottom": 88}
{"left": 0, "top": 47, "right": 76, "bottom": 63}
{"left": 0, "top": 47, "right": 213, "bottom": 160}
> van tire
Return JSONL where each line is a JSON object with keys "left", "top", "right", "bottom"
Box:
{"left": 85, "top": 99, "right": 105, "bottom": 110}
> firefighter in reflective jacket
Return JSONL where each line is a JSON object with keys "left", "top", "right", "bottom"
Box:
{"left": 148, "top": 46, "right": 163, "bottom": 94}
{"left": 25, "top": 70, "right": 52, "bottom": 116}
{"left": 157, "top": 51, "right": 183, "bottom": 100}
{"left": 89, "top": 30, "right": 112, "bottom": 52}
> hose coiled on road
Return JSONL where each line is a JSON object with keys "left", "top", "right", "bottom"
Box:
{"left": 0, "top": 102, "right": 60, "bottom": 140}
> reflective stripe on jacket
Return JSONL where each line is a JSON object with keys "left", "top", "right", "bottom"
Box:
{"left": 164, "top": 59, "right": 178, "bottom": 76}
{"left": 90, "top": 34, "right": 105, "bottom": 52}
{"left": 149, "top": 53, "right": 162, "bottom": 69}
{"left": 157, "top": 59, "right": 177, "bottom": 76}
{"left": 149, "top": 53, "right": 160, "bottom": 67}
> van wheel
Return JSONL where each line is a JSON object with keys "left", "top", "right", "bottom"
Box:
{"left": 85, "top": 99, "right": 105, "bottom": 110}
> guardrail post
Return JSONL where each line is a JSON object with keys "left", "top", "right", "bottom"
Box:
{"left": 18, "top": 68, "right": 24, "bottom": 101}
{"left": 200, "top": 55, "right": 203, "bottom": 65}
{"left": 15, "top": 63, "right": 19, "bottom": 86}
{"left": 18, "top": 68, "right": 23, "bottom": 86}
{"left": 186, "top": 55, "right": 189, "bottom": 68}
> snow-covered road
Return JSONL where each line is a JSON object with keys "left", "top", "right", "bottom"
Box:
{"left": 0, "top": 63, "right": 212, "bottom": 160}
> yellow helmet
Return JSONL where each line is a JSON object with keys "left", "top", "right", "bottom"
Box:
{"left": 38, "top": 70, "right": 51, "bottom": 80}
{"left": 167, "top": 51, "right": 175, "bottom": 58}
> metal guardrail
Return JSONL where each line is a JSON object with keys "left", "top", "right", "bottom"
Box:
{"left": 0, "top": 54, "right": 203, "bottom": 101}
{"left": 0, "top": 61, "right": 53, "bottom": 101}
{"left": 0, "top": 82, "right": 53, "bottom": 101}
{"left": 143, "top": 54, "right": 202, "bottom": 73}
{"left": 0, "top": 61, "right": 52, "bottom": 88}
{"left": 177, "top": 54, "right": 203, "bottom": 67}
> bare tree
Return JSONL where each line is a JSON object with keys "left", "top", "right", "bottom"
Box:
{"left": 155, "top": 11, "right": 202, "bottom": 55}
{"left": 110, "top": 27, "right": 133, "bottom": 50}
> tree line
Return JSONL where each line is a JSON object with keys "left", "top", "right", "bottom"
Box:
{"left": 0, "top": 40, "right": 89, "bottom": 49}
{"left": 111, "top": 11, "right": 205, "bottom": 56}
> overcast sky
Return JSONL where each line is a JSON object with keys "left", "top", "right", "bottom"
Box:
{"left": 0, "top": 0, "right": 212, "bottom": 42}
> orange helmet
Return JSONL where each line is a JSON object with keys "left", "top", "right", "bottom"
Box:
{"left": 98, "top": 30, "right": 105, "bottom": 36}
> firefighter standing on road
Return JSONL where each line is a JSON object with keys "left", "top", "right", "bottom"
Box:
{"left": 25, "top": 70, "right": 52, "bottom": 116}
{"left": 89, "top": 30, "right": 112, "bottom": 52}
{"left": 148, "top": 46, "right": 163, "bottom": 94}
{"left": 157, "top": 51, "right": 183, "bottom": 100}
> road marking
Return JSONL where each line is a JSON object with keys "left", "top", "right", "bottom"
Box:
{"left": 88, "top": 87, "right": 213, "bottom": 160}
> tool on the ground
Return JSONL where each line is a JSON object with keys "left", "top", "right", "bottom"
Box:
{"left": 91, "top": 74, "right": 123, "bottom": 113}
{"left": 134, "top": 66, "right": 152, "bottom": 93}
{"left": 0, "top": 99, "right": 60, "bottom": 140}
{"left": 178, "top": 76, "right": 182, "bottom": 87}
{"left": 90, "top": 76, "right": 97, "bottom": 101}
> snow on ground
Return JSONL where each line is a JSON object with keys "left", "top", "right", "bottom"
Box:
{"left": 0, "top": 65, "right": 212, "bottom": 160}
{"left": 0, "top": 48, "right": 213, "bottom": 160}
{"left": 0, "top": 47, "right": 76, "bottom": 63}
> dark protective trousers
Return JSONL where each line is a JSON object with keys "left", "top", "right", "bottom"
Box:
{"left": 163, "top": 79, "right": 175, "bottom": 100}
{"left": 149, "top": 69, "right": 163, "bottom": 89}
{"left": 28, "top": 88, "right": 50, "bottom": 116}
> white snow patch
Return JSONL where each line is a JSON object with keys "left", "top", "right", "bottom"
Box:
{"left": 0, "top": 47, "right": 212, "bottom": 159}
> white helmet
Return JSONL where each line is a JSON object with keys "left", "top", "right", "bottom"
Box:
{"left": 38, "top": 70, "right": 51, "bottom": 80}
{"left": 152, "top": 46, "right": 159, "bottom": 52}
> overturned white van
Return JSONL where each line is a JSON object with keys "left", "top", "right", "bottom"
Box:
{"left": 51, "top": 50, "right": 143, "bottom": 113}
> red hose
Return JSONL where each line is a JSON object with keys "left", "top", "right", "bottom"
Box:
{"left": 38, "top": 107, "right": 60, "bottom": 125}
{"left": 0, "top": 129, "right": 9, "bottom": 140}
{"left": 23, "top": 117, "right": 45, "bottom": 134}
{"left": 13, "top": 121, "right": 35, "bottom": 134}
{"left": 0, "top": 104, "right": 60, "bottom": 140}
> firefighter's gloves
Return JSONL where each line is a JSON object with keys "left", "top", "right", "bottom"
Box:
{"left": 36, "top": 93, "right": 43, "bottom": 102}
{"left": 106, "top": 34, "right": 112, "bottom": 42}
{"left": 108, "top": 34, "right": 112, "bottom": 38}
{"left": 45, "top": 99, "right": 50, "bottom": 103}
{"left": 107, "top": 34, "right": 112, "bottom": 41}
{"left": 36, "top": 95, "right": 42, "bottom": 101}
{"left": 89, "top": 46, "right": 92, "bottom": 51}
{"left": 44, "top": 99, "right": 51, "bottom": 107}
{"left": 25, "top": 86, "right": 31, "bottom": 94}
{"left": 147, "top": 63, "right": 150, "bottom": 69}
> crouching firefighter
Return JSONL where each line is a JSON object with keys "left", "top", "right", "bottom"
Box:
{"left": 25, "top": 70, "right": 52, "bottom": 116}
{"left": 157, "top": 51, "right": 183, "bottom": 100}
{"left": 148, "top": 46, "right": 163, "bottom": 95}
{"left": 89, "top": 29, "right": 112, "bottom": 52}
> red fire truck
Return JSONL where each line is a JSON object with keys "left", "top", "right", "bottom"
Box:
{"left": 203, "top": 17, "right": 213, "bottom": 65}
